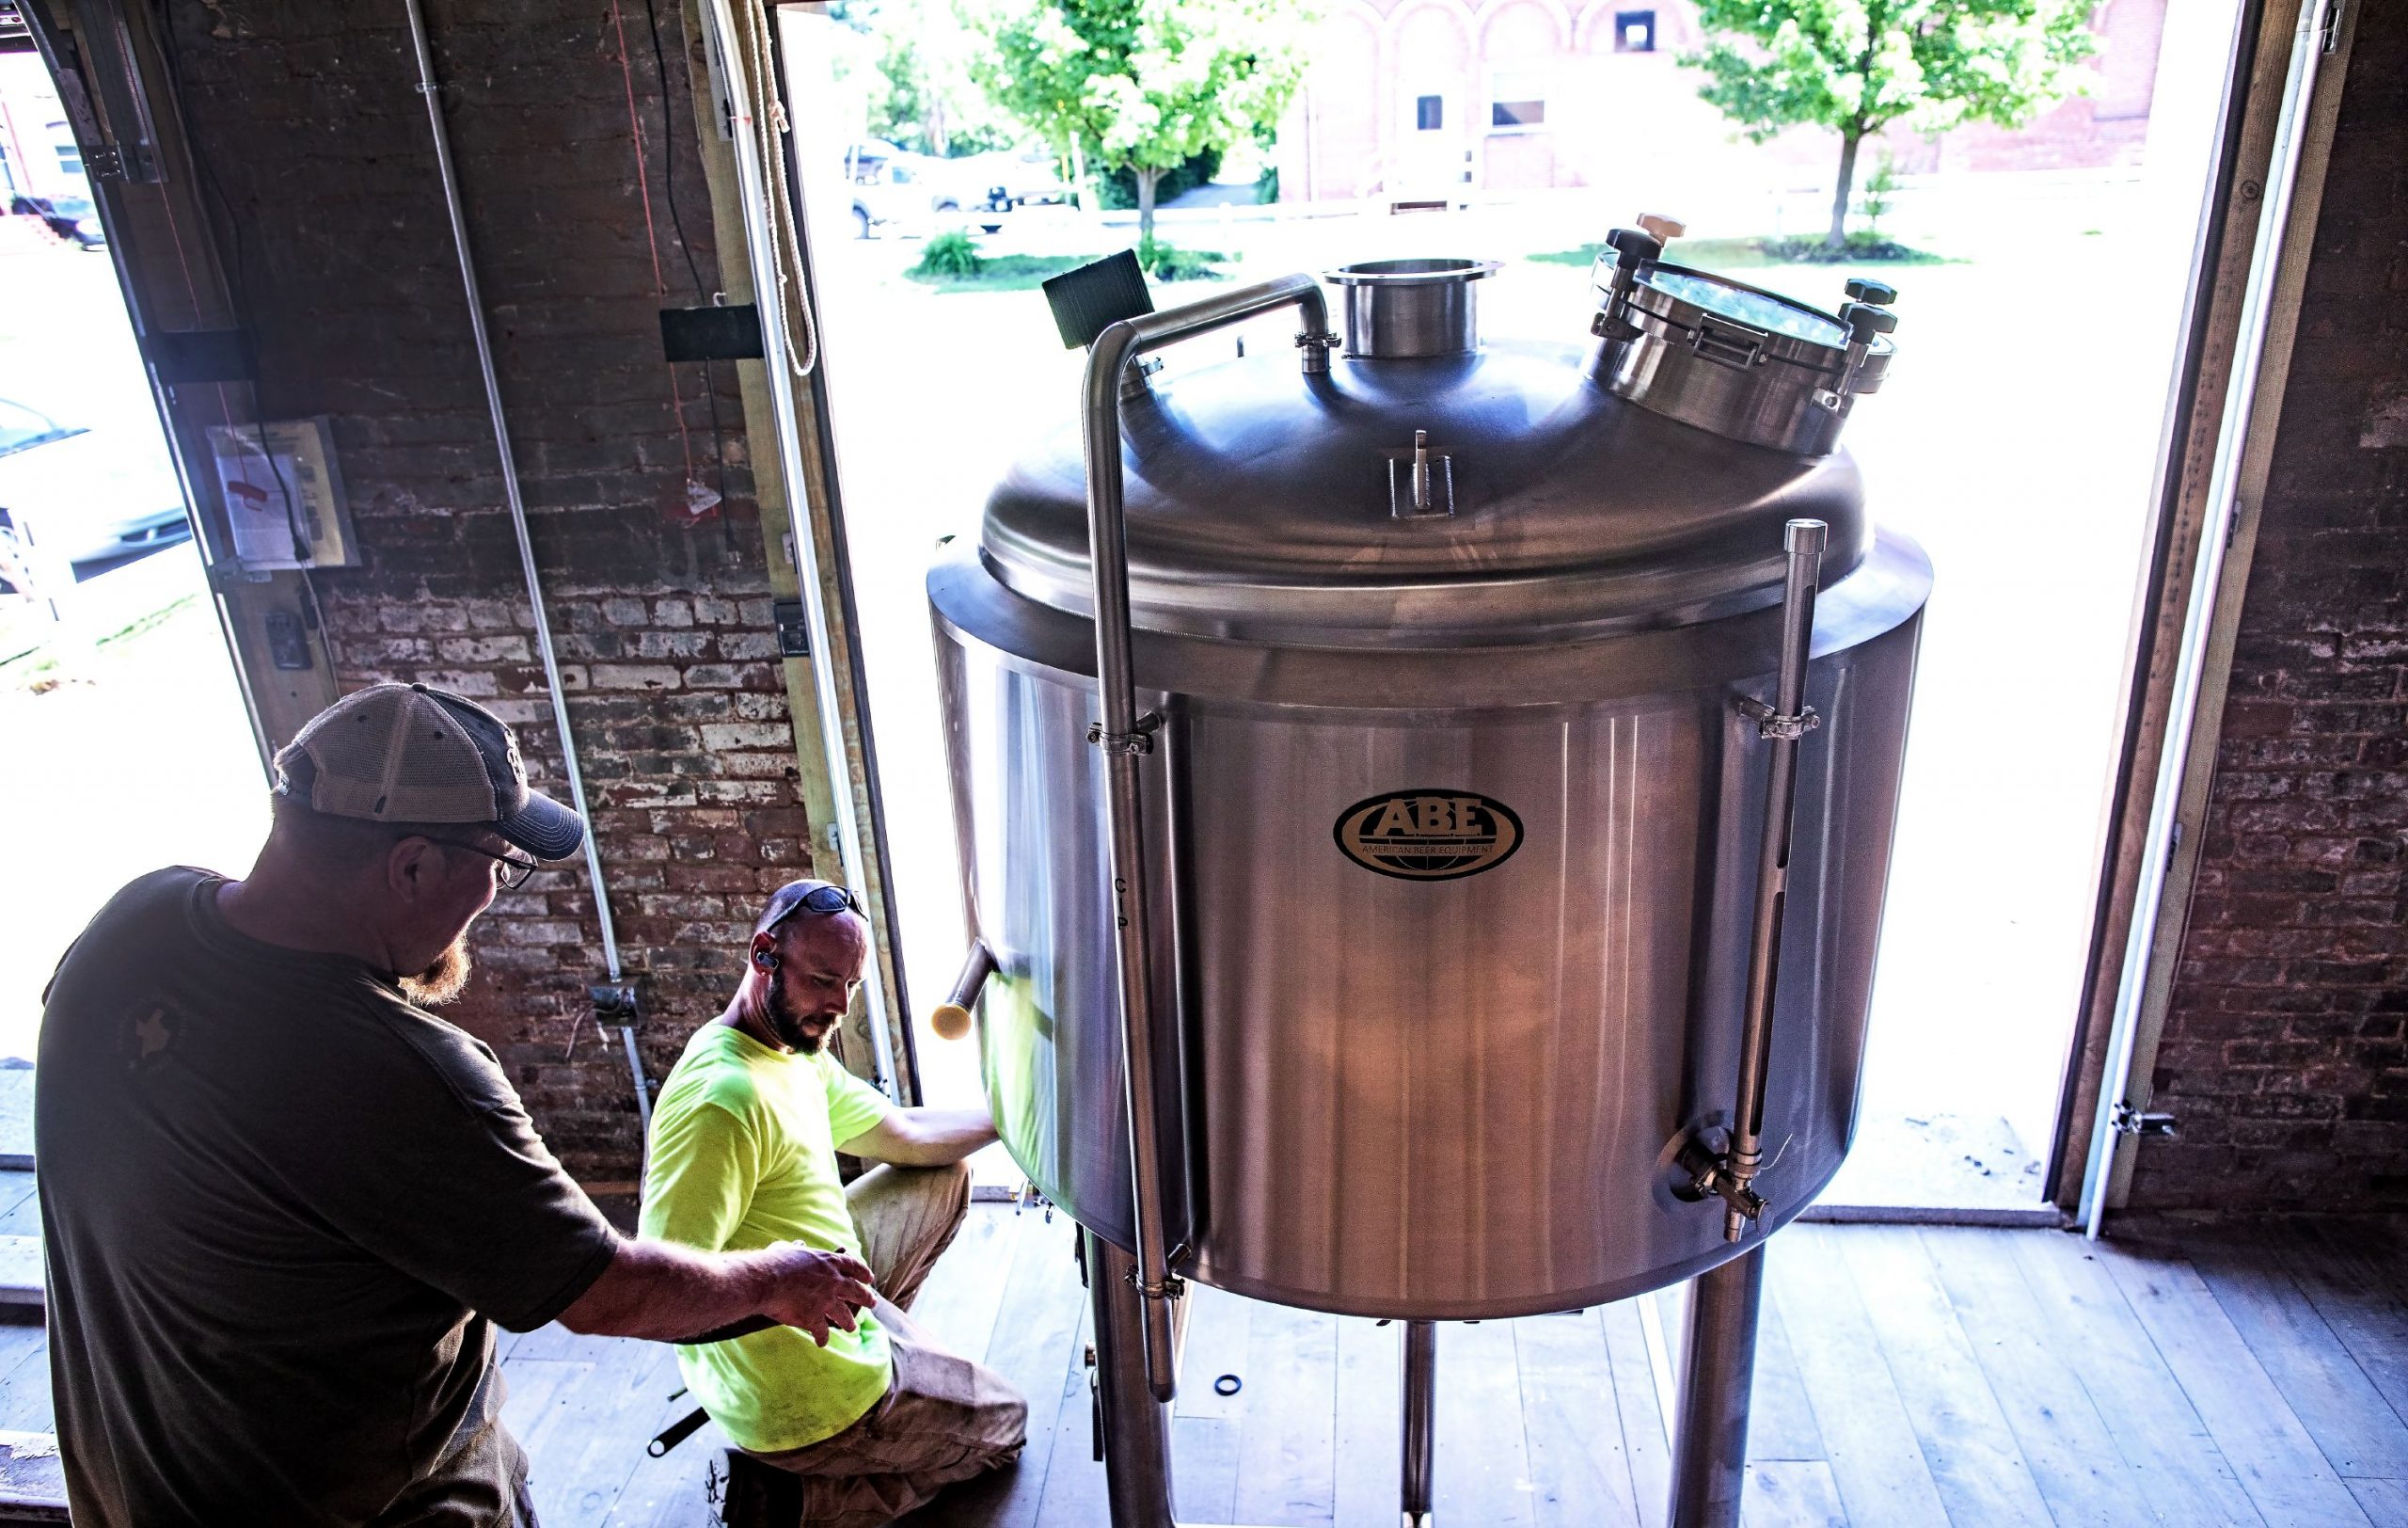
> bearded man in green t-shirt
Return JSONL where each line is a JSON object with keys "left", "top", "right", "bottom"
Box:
{"left": 640, "top": 880, "right": 1024, "bottom": 1525}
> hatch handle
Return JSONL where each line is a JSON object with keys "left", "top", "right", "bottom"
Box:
{"left": 1689, "top": 316, "right": 1769, "bottom": 370}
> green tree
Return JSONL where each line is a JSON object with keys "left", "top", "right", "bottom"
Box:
{"left": 970, "top": 0, "right": 1310, "bottom": 242}
{"left": 1686, "top": 0, "right": 2096, "bottom": 247}
{"left": 837, "top": 0, "right": 1013, "bottom": 157}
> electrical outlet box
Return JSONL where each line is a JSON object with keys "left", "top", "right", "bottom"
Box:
{"left": 206, "top": 417, "right": 357, "bottom": 570}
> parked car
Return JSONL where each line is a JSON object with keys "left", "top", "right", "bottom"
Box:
{"left": 949, "top": 145, "right": 1072, "bottom": 209}
{"left": 0, "top": 398, "right": 186, "bottom": 588}
{"left": 843, "top": 142, "right": 1008, "bottom": 238}
{"left": 8, "top": 194, "right": 104, "bottom": 249}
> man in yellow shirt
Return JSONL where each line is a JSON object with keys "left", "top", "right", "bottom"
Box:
{"left": 640, "top": 880, "right": 1024, "bottom": 1526}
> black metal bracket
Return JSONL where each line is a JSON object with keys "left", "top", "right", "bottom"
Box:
{"left": 660, "top": 303, "right": 764, "bottom": 362}
{"left": 146, "top": 327, "right": 256, "bottom": 385}
{"left": 1042, "top": 249, "right": 1153, "bottom": 350}
{"left": 771, "top": 598, "right": 811, "bottom": 658}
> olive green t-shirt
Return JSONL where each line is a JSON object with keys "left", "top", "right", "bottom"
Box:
{"left": 638, "top": 1024, "right": 894, "bottom": 1452}
{"left": 37, "top": 868, "right": 621, "bottom": 1528}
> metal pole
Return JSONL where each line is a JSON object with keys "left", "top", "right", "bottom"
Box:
{"left": 1668, "top": 1248, "right": 1766, "bottom": 1528}
{"left": 1080, "top": 274, "right": 1334, "bottom": 1402}
{"left": 403, "top": 0, "right": 623, "bottom": 983}
{"left": 1087, "top": 1229, "right": 1180, "bottom": 1528}
{"left": 1721, "top": 518, "right": 1828, "bottom": 1240}
{"left": 1402, "top": 1320, "right": 1437, "bottom": 1527}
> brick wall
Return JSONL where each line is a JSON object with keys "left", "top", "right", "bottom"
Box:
{"left": 166, "top": 0, "right": 805, "bottom": 1182}
{"left": 2131, "top": 7, "right": 2408, "bottom": 1213}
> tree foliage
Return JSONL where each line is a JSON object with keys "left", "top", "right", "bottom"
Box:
{"left": 968, "top": 0, "right": 1311, "bottom": 239}
{"left": 834, "top": 0, "right": 1013, "bottom": 157}
{"left": 1686, "top": 0, "right": 2096, "bottom": 245}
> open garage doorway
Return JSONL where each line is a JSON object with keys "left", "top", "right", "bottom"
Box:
{"left": 0, "top": 43, "right": 266, "bottom": 1079}
{"left": 767, "top": 0, "right": 2249, "bottom": 1214}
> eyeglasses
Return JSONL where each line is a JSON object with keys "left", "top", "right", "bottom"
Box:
{"left": 761, "top": 883, "right": 863, "bottom": 935}
{"left": 434, "top": 838, "right": 542, "bottom": 891}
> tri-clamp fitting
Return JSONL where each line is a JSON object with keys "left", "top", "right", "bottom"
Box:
{"left": 1295, "top": 327, "right": 1341, "bottom": 374}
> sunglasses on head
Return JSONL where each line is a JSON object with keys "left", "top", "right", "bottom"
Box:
{"left": 762, "top": 883, "right": 863, "bottom": 936}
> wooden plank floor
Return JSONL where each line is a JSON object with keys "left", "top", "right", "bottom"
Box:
{"left": 3, "top": 1210, "right": 2407, "bottom": 1525}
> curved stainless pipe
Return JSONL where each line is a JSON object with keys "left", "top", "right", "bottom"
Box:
{"left": 1080, "top": 273, "right": 1334, "bottom": 1403}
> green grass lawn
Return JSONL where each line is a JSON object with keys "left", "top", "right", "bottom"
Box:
{"left": 906, "top": 247, "right": 1239, "bottom": 294}
{"left": 1, "top": 591, "right": 203, "bottom": 692}
{"left": 1530, "top": 234, "right": 1956, "bottom": 272}
{"left": 907, "top": 252, "right": 1109, "bottom": 293}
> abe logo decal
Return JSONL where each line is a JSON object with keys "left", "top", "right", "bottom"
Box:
{"left": 1334, "top": 790, "right": 1524, "bottom": 882}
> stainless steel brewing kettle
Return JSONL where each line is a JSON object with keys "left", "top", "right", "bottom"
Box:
{"left": 928, "top": 236, "right": 1929, "bottom": 1338}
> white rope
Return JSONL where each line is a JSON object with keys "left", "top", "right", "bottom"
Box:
{"left": 732, "top": 0, "right": 818, "bottom": 377}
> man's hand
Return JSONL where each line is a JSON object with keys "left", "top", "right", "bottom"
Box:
{"left": 559, "top": 1235, "right": 877, "bottom": 1345}
{"left": 756, "top": 1243, "right": 877, "bottom": 1346}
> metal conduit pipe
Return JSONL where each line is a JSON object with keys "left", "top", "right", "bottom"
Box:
{"left": 402, "top": 0, "right": 623, "bottom": 984}
{"left": 1080, "top": 274, "right": 1336, "bottom": 1404}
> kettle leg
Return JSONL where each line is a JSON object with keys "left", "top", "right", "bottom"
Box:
{"left": 1401, "top": 1320, "right": 1437, "bottom": 1526}
{"left": 1667, "top": 1247, "right": 1766, "bottom": 1528}
{"left": 1088, "top": 1228, "right": 1180, "bottom": 1528}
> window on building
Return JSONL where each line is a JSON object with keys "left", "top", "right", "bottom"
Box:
{"left": 49, "top": 124, "right": 82, "bottom": 179}
{"left": 1415, "top": 94, "right": 1444, "bottom": 132}
{"left": 1489, "top": 71, "right": 1547, "bottom": 131}
{"left": 1615, "top": 9, "right": 1656, "bottom": 53}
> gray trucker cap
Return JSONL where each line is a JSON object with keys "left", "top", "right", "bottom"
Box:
{"left": 274, "top": 682, "right": 586, "bottom": 862}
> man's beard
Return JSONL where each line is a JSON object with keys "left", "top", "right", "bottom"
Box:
{"left": 400, "top": 938, "right": 473, "bottom": 1007}
{"left": 765, "top": 980, "right": 825, "bottom": 1054}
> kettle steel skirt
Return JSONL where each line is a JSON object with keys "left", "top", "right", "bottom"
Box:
{"left": 934, "top": 536, "right": 1926, "bottom": 1320}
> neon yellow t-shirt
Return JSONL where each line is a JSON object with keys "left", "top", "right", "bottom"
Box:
{"left": 639, "top": 1024, "right": 894, "bottom": 1452}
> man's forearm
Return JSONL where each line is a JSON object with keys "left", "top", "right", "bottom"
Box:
{"left": 557, "top": 1236, "right": 778, "bottom": 1341}
{"left": 860, "top": 1106, "right": 998, "bottom": 1167}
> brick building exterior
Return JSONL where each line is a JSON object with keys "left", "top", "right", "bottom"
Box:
{"left": 1275, "top": 0, "right": 2170, "bottom": 209}
{"left": 161, "top": 0, "right": 797, "bottom": 1185}
{"left": 2131, "top": 5, "right": 2408, "bottom": 1213}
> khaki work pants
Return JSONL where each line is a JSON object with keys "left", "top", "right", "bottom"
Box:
{"left": 742, "top": 1162, "right": 1028, "bottom": 1527}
